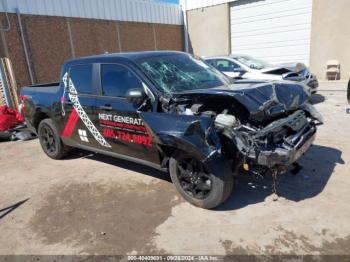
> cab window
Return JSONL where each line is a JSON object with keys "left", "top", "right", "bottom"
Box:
{"left": 209, "top": 59, "right": 240, "bottom": 72}
{"left": 101, "top": 64, "right": 143, "bottom": 97}
{"left": 69, "top": 64, "right": 95, "bottom": 95}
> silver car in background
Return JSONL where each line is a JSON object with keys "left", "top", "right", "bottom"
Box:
{"left": 204, "top": 55, "right": 318, "bottom": 94}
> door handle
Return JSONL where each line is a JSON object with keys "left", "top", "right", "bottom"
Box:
{"left": 99, "top": 104, "right": 112, "bottom": 111}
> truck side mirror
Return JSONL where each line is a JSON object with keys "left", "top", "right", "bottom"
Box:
{"left": 126, "top": 88, "right": 146, "bottom": 105}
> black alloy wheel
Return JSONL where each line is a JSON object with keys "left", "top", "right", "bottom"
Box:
{"left": 169, "top": 150, "right": 235, "bottom": 209}
{"left": 40, "top": 124, "right": 57, "bottom": 155}
{"left": 176, "top": 157, "right": 212, "bottom": 199}
{"left": 38, "top": 119, "right": 70, "bottom": 159}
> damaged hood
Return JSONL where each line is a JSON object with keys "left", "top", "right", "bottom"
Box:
{"left": 260, "top": 62, "right": 307, "bottom": 74}
{"left": 273, "top": 62, "right": 307, "bottom": 73}
{"left": 176, "top": 82, "right": 311, "bottom": 123}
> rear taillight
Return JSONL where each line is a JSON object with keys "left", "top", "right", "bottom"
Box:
{"left": 20, "top": 95, "right": 28, "bottom": 102}
{"left": 19, "top": 95, "right": 28, "bottom": 114}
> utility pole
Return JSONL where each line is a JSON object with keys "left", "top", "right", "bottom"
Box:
{"left": 181, "top": 0, "right": 189, "bottom": 53}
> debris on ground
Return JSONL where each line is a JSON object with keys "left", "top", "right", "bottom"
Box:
{"left": 0, "top": 105, "right": 36, "bottom": 141}
{"left": 0, "top": 124, "right": 36, "bottom": 141}
{"left": 0, "top": 105, "right": 24, "bottom": 132}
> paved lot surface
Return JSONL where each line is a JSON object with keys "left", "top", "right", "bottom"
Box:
{"left": 0, "top": 81, "right": 349, "bottom": 256}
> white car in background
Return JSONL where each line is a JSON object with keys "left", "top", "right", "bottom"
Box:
{"left": 204, "top": 55, "right": 318, "bottom": 94}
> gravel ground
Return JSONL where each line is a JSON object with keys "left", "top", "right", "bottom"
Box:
{"left": 0, "top": 81, "right": 349, "bottom": 256}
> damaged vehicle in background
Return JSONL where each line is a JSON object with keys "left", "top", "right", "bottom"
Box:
{"left": 20, "top": 51, "right": 323, "bottom": 209}
{"left": 204, "top": 55, "right": 319, "bottom": 95}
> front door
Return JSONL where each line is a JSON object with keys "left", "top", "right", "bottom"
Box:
{"left": 95, "top": 63, "right": 160, "bottom": 164}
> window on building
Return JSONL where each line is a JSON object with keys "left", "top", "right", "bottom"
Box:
{"left": 101, "top": 64, "right": 143, "bottom": 97}
{"left": 69, "top": 64, "right": 94, "bottom": 95}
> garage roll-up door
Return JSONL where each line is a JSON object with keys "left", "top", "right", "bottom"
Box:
{"left": 230, "top": 0, "right": 312, "bottom": 65}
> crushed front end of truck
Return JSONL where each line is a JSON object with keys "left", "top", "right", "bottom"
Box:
{"left": 135, "top": 52, "right": 323, "bottom": 208}
{"left": 214, "top": 104, "right": 319, "bottom": 173}
{"left": 143, "top": 81, "right": 322, "bottom": 181}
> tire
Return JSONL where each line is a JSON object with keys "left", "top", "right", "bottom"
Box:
{"left": 38, "top": 119, "right": 70, "bottom": 159}
{"left": 169, "top": 150, "right": 234, "bottom": 209}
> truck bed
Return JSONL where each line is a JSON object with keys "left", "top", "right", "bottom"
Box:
{"left": 22, "top": 82, "right": 60, "bottom": 95}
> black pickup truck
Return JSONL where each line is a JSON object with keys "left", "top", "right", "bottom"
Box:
{"left": 20, "top": 51, "right": 322, "bottom": 209}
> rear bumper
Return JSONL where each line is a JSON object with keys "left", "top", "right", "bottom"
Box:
{"left": 256, "top": 124, "right": 316, "bottom": 168}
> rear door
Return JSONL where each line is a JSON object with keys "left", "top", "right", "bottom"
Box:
{"left": 61, "top": 63, "right": 102, "bottom": 149}
{"left": 94, "top": 63, "right": 160, "bottom": 164}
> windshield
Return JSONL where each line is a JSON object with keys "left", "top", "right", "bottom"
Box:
{"left": 235, "top": 55, "right": 271, "bottom": 70}
{"left": 136, "top": 53, "right": 231, "bottom": 94}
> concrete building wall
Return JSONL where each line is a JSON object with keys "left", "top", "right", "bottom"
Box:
{"left": 186, "top": 4, "right": 230, "bottom": 57}
{"left": 69, "top": 19, "right": 120, "bottom": 58}
{"left": 0, "top": 13, "right": 184, "bottom": 87}
{"left": 25, "top": 15, "right": 72, "bottom": 84}
{"left": 155, "top": 24, "right": 184, "bottom": 51}
{"left": 0, "top": 14, "right": 31, "bottom": 88}
{"left": 310, "top": 0, "right": 350, "bottom": 80}
{"left": 118, "top": 22, "right": 155, "bottom": 52}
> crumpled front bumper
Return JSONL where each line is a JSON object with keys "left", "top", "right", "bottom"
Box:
{"left": 256, "top": 123, "right": 316, "bottom": 168}
{"left": 233, "top": 107, "right": 320, "bottom": 169}
{"left": 303, "top": 78, "right": 319, "bottom": 94}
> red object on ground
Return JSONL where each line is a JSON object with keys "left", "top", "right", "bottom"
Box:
{"left": 0, "top": 105, "right": 25, "bottom": 131}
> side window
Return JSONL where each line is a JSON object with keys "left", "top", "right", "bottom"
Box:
{"left": 213, "top": 59, "right": 240, "bottom": 72}
{"left": 69, "top": 64, "right": 95, "bottom": 95}
{"left": 206, "top": 60, "right": 217, "bottom": 67}
{"left": 101, "top": 64, "right": 143, "bottom": 97}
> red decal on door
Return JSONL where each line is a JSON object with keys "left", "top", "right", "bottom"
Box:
{"left": 62, "top": 108, "right": 79, "bottom": 137}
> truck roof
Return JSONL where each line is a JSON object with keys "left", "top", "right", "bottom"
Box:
{"left": 64, "top": 50, "right": 185, "bottom": 67}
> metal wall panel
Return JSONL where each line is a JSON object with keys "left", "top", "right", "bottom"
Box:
{"left": 180, "top": 0, "right": 238, "bottom": 11}
{"left": 0, "top": 0, "right": 183, "bottom": 25}
{"left": 230, "top": 0, "right": 313, "bottom": 65}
